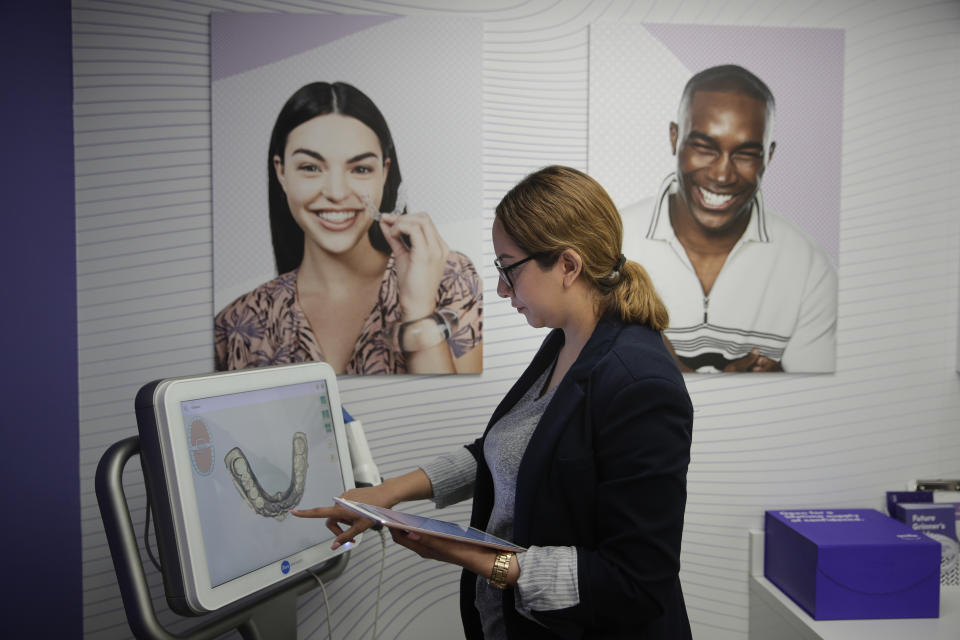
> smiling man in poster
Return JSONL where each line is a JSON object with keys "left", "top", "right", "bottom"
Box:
{"left": 620, "top": 64, "right": 837, "bottom": 373}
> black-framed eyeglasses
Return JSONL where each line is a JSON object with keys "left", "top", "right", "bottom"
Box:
{"left": 494, "top": 254, "right": 541, "bottom": 290}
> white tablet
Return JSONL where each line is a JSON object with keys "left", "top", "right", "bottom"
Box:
{"left": 334, "top": 498, "right": 526, "bottom": 553}
{"left": 135, "top": 362, "right": 355, "bottom": 614}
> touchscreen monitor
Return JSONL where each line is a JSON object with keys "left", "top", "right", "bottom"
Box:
{"left": 135, "top": 362, "right": 355, "bottom": 614}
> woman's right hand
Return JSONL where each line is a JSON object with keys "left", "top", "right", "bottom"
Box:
{"left": 378, "top": 211, "right": 450, "bottom": 321}
{"left": 291, "top": 484, "right": 396, "bottom": 549}
{"left": 291, "top": 469, "right": 435, "bottom": 549}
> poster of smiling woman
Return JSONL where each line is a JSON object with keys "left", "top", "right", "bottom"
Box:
{"left": 211, "top": 14, "right": 483, "bottom": 375}
{"left": 589, "top": 24, "right": 842, "bottom": 374}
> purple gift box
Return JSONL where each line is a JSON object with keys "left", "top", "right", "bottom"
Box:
{"left": 892, "top": 503, "right": 957, "bottom": 539}
{"left": 764, "top": 509, "right": 940, "bottom": 620}
{"left": 885, "top": 490, "right": 933, "bottom": 517}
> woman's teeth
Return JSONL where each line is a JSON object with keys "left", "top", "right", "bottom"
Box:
{"left": 699, "top": 187, "right": 733, "bottom": 207}
{"left": 316, "top": 210, "right": 356, "bottom": 223}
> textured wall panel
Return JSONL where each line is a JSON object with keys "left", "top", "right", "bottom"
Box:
{"left": 75, "top": 1, "right": 960, "bottom": 639}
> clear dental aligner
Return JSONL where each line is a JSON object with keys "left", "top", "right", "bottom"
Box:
{"left": 362, "top": 182, "right": 407, "bottom": 222}
{"left": 223, "top": 432, "right": 309, "bottom": 521}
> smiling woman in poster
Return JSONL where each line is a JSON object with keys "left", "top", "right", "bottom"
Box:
{"left": 214, "top": 82, "right": 482, "bottom": 374}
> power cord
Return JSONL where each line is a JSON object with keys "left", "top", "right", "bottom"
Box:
{"left": 308, "top": 527, "right": 388, "bottom": 640}
{"left": 307, "top": 567, "right": 334, "bottom": 640}
{"left": 372, "top": 527, "right": 387, "bottom": 639}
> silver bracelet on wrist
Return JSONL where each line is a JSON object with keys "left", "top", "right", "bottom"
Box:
{"left": 386, "top": 309, "right": 459, "bottom": 353}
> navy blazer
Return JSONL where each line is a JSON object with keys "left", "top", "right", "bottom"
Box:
{"left": 460, "top": 318, "right": 693, "bottom": 639}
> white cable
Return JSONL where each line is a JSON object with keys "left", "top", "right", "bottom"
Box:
{"left": 372, "top": 528, "right": 387, "bottom": 640}
{"left": 307, "top": 568, "right": 333, "bottom": 640}
{"left": 305, "top": 529, "right": 387, "bottom": 640}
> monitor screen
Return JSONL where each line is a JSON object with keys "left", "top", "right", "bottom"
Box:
{"left": 136, "top": 362, "right": 355, "bottom": 614}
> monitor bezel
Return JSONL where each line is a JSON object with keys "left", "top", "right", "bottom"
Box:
{"left": 140, "top": 362, "right": 355, "bottom": 614}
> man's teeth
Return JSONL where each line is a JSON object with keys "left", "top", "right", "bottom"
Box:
{"left": 699, "top": 188, "right": 733, "bottom": 207}
{"left": 317, "top": 211, "right": 356, "bottom": 223}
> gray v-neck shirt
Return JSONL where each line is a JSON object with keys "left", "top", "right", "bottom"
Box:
{"left": 422, "top": 366, "right": 579, "bottom": 639}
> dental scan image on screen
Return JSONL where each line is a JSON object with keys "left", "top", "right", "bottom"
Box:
{"left": 180, "top": 379, "right": 345, "bottom": 587}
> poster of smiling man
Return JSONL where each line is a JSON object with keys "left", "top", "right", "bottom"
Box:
{"left": 211, "top": 14, "right": 483, "bottom": 375}
{"left": 589, "top": 24, "right": 842, "bottom": 373}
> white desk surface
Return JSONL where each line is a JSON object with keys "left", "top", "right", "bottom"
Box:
{"left": 748, "top": 530, "right": 960, "bottom": 640}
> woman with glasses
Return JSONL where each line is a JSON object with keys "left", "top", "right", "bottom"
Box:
{"left": 294, "top": 165, "right": 693, "bottom": 639}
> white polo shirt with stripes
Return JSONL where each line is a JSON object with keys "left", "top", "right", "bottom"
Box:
{"left": 620, "top": 174, "right": 837, "bottom": 373}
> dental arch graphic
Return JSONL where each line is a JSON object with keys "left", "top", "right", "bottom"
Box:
{"left": 224, "top": 432, "right": 308, "bottom": 521}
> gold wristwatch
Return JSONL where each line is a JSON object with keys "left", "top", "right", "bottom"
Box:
{"left": 488, "top": 551, "right": 514, "bottom": 589}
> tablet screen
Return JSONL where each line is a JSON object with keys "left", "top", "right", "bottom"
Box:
{"left": 180, "top": 378, "right": 345, "bottom": 587}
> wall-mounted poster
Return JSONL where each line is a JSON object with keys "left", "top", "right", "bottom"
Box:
{"left": 211, "top": 14, "right": 483, "bottom": 375}
{"left": 589, "top": 24, "right": 842, "bottom": 373}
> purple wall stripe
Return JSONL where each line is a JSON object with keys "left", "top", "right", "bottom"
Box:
{"left": 0, "top": 0, "right": 80, "bottom": 637}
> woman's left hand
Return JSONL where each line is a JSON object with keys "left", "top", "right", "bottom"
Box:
{"left": 389, "top": 528, "right": 497, "bottom": 577}
{"left": 379, "top": 212, "right": 449, "bottom": 321}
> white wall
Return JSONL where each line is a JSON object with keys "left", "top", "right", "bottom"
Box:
{"left": 75, "top": 1, "right": 960, "bottom": 638}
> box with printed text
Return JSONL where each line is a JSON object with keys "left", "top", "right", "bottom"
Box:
{"left": 892, "top": 502, "right": 960, "bottom": 585}
{"left": 764, "top": 509, "right": 941, "bottom": 620}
